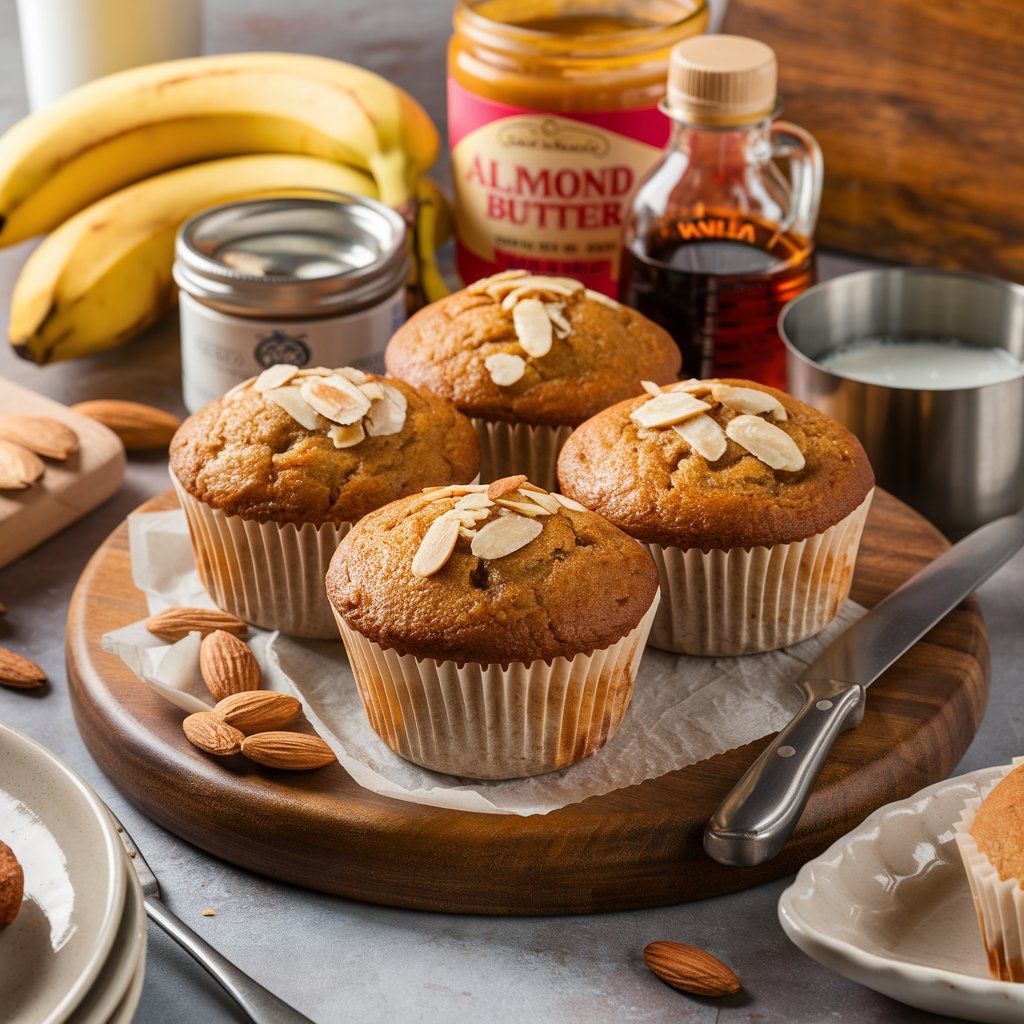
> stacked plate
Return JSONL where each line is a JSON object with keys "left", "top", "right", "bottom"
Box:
{"left": 0, "top": 723, "right": 146, "bottom": 1024}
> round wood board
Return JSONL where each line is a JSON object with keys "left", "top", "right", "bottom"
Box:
{"left": 67, "top": 489, "right": 989, "bottom": 915}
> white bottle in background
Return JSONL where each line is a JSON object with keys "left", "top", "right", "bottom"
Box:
{"left": 16, "top": 0, "right": 203, "bottom": 110}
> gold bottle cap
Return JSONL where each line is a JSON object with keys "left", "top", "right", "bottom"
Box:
{"left": 666, "top": 35, "right": 778, "bottom": 127}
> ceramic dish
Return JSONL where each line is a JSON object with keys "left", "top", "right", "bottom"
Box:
{"left": 779, "top": 766, "right": 1024, "bottom": 1024}
{"left": 105, "top": 954, "right": 145, "bottom": 1024}
{"left": 66, "top": 865, "right": 146, "bottom": 1024}
{"left": 0, "top": 723, "right": 127, "bottom": 1024}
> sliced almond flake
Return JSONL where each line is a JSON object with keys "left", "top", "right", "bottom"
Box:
{"left": 523, "top": 489, "right": 561, "bottom": 514}
{"left": 668, "top": 378, "right": 713, "bottom": 397}
{"left": 294, "top": 366, "right": 334, "bottom": 377}
{"left": 327, "top": 422, "right": 365, "bottom": 449}
{"left": 725, "top": 414, "right": 805, "bottom": 472}
{"left": 673, "top": 414, "right": 727, "bottom": 462}
{"left": 422, "top": 484, "right": 482, "bottom": 500}
{"left": 512, "top": 298, "right": 553, "bottom": 358}
{"left": 412, "top": 512, "right": 462, "bottom": 577}
{"left": 641, "top": 380, "right": 663, "bottom": 397}
{"left": 554, "top": 493, "right": 587, "bottom": 512}
{"left": 630, "top": 391, "right": 712, "bottom": 429}
{"left": 712, "top": 383, "right": 787, "bottom": 421}
{"left": 495, "top": 498, "right": 552, "bottom": 516}
{"left": 501, "top": 281, "right": 580, "bottom": 310}
{"left": 454, "top": 508, "right": 489, "bottom": 527}
{"left": 254, "top": 364, "right": 298, "bottom": 392}
{"left": 359, "top": 380, "right": 386, "bottom": 401}
{"left": 336, "top": 366, "right": 368, "bottom": 384}
{"left": 545, "top": 303, "right": 572, "bottom": 338}
{"left": 454, "top": 492, "right": 494, "bottom": 511}
{"left": 471, "top": 514, "right": 544, "bottom": 560}
{"left": 470, "top": 269, "right": 529, "bottom": 294}
{"left": 264, "top": 386, "right": 325, "bottom": 431}
{"left": 301, "top": 374, "right": 372, "bottom": 425}
{"left": 364, "top": 384, "right": 407, "bottom": 437}
{"left": 584, "top": 288, "right": 620, "bottom": 308}
{"left": 487, "top": 475, "right": 529, "bottom": 500}
{"left": 459, "top": 526, "right": 478, "bottom": 540}
{"left": 485, "top": 352, "right": 526, "bottom": 387}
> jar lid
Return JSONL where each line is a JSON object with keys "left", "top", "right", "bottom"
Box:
{"left": 173, "top": 194, "right": 408, "bottom": 317}
{"left": 665, "top": 35, "right": 777, "bottom": 127}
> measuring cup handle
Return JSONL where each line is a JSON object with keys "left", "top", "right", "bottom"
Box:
{"left": 771, "top": 122, "right": 824, "bottom": 239}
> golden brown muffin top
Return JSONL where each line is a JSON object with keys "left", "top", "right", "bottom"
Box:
{"left": 326, "top": 476, "right": 659, "bottom": 664}
{"left": 973, "top": 764, "right": 1024, "bottom": 883}
{"left": 170, "top": 365, "right": 480, "bottom": 527}
{"left": 384, "top": 271, "right": 681, "bottom": 427}
{"left": 557, "top": 378, "right": 874, "bottom": 551}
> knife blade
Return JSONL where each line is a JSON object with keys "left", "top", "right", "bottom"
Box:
{"left": 704, "top": 508, "right": 1024, "bottom": 868}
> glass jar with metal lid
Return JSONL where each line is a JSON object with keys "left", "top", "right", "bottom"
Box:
{"left": 173, "top": 193, "right": 408, "bottom": 412}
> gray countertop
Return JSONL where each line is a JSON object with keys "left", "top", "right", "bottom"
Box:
{"left": 0, "top": 2, "right": 1022, "bottom": 1022}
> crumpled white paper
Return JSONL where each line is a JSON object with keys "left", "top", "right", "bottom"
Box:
{"left": 102, "top": 509, "right": 864, "bottom": 816}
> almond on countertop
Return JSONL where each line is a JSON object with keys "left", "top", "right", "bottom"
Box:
{"left": 0, "top": 840, "right": 24, "bottom": 929}
{"left": 643, "top": 941, "right": 741, "bottom": 997}
{"left": 0, "top": 646, "right": 46, "bottom": 689}
{"left": 199, "top": 630, "right": 260, "bottom": 702}
{"left": 0, "top": 416, "right": 79, "bottom": 460}
{"left": 214, "top": 691, "right": 302, "bottom": 735}
{"left": 71, "top": 399, "right": 181, "bottom": 451}
{"left": 145, "top": 607, "right": 249, "bottom": 643}
{"left": 182, "top": 712, "right": 244, "bottom": 756}
{"left": 0, "top": 439, "right": 45, "bottom": 490}
{"left": 240, "top": 731, "right": 337, "bottom": 770}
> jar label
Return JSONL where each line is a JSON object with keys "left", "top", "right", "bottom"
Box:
{"left": 179, "top": 290, "right": 406, "bottom": 413}
{"left": 448, "top": 78, "right": 669, "bottom": 296}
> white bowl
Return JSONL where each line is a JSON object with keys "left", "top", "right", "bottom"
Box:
{"left": 779, "top": 766, "right": 1024, "bottom": 1023}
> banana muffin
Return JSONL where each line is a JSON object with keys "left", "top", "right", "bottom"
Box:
{"left": 170, "top": 364, "right": 480, "bottom": 638}
{"left": 955, "top": 758, "right": 1024, "bottom": 982}
{"left": 327, "top": 476, "right": 660, "bottom": 778}
{"left": 558, "top": 378, "right": 874, "bottom": 655}
{"left": 384, "top": 271, "right": 680, "bottom": 489}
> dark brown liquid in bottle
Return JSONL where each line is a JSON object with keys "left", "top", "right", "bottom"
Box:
{"left": 619, "top": 210, "right": 815, "bottom": 389}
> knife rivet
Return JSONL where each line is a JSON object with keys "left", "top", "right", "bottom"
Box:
{"left": 816, "top": 700, "right": 834, "bottom": 711}
{"left": 778, "top": 745, "right": 796, "bottom": 757}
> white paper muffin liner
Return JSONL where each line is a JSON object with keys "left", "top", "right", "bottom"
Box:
{"left": 172, "top": 477, "right": 351, "bottom": 640}
{"left": 955, "top": 756, "right": 1024, "bottom": 983}
{"left": 645, "top": 490, "right": 873, "bottom": 656}
{"left": 471, "top": 417, "right": 575, "bottom": 490}
{"left": 331, "top": 592, "right": 660, "bottom": 780}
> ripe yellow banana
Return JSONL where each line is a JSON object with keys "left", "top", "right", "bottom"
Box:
{"left": 9, "top": 154, "right": 451, "bottom": 364}
{"left": 0, "top": 52, "right": 438, "bottom": 246}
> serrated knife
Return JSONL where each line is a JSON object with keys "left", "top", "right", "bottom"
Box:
{"left": 704, "top": 509, "right": 1024, "bottom": 868}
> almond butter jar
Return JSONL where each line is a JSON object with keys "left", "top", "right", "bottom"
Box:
{"left": 173, "top": 194, "right": 408, "bottom": 412}
{"left": 448, "top": 0, "right": 708, "bottom": 296}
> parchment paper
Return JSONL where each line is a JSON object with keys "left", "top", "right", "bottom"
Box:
{"left": 102, "top": 509, "right": 864, "bottom": 816}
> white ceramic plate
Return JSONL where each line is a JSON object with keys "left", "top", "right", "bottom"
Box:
{"left": 0, "top": 724, "right": 127, "bottom": 1024}
{"left": 779, "top": 766, "right": 1024, "bottom": 1024}
{"left": 66, "top": 865, "right": 146, "bottom": 1024}
{"left": 105, "top": 953, "right": 145, "bottom": 1024}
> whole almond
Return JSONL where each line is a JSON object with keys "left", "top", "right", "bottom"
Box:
{"left": 146, "top": 607, "right": 248, "bottom": 643}
{"left": 199, "top": 631, "right": 260, "bottom": 701}
{"left": 0, "top": 440, "right": 45, "bottom": 490}
{"left": 71, "top": 399, "right": 181, "bottom": 451}
{"left": 0, "top": 647, "right": 46, "bottom": 689}
{"left": 0, "top": 416, "right": 79, "bottom": 459}
{"left": 240, "top": 732, "right": 337, "bottom": 770}
{"left": 214, "top": 691, "right": 301, "bottom": 735}
{"left": 0, "top": 840, "right": 24, "bottom": 929}
{"left": 183, "top": 712, "right": 244, "bottom": 756}
{"left": 643, "top": 942, "right": 741, "bottom": 997}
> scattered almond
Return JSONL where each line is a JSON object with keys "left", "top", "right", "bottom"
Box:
{"left": 264, "top": 385, "right": 324, "bottom": 430}
{"left": 328, "top": 423, "right": 365, "bottom": 449}
{"left": 471, "top": 514, "right": 543, "bottom": 560}
{"left": 71, "top": 399, "right": 181, "bottom": 451}
{"left": 585, "top": 288, "right": 620, "bottom": 308}
{"left": 0, "top": 646, "right": 46, "bottom": 688}
{"left": 254, "top": 365, "right": 298, "bottom": 392}
{"left": 485, "top": 352, "right": 526, "bottom": 387}
{"left": 145, "top": 607, "right": 248, "bottom": 643}
{"left": 240, "top": 731, "right": 337, "bottom": 770}
{"left": 487, "top": 475, "right": 529, "bottom": 500}
{"left": 631, "top": 391, "right": 711, "bottom": 430}
{"left": 199, "top": 631, "right": 260, "bottom": 702}
{"left": 201, "top": 907, "right": 217, "bottom": 917}
{"left": 363, "top": 383, "right": 407, "bottom": 437}
{"left": 643, "top": 941, "right": 741, "bottom": 997}
{"left": 300, "top": 375, "right": 371, "bottom": 425}
{"left": 494, "top": 497, "right": 552, "bottom": 516}
{"left": 725, "top": 415, "right": 805, "bottom": 472}
{"left": 214, "top": 691, "right": 302, "bottom": 735}
{"left": 0, "top": 416, "right": 78, "bottom": 460}
{"left": 513, "top": 298, "right": 553, "bottom": 357}
{"left": 182, "top": 712, "right": 244, "bottom": 756}
{"left": 522, "top": 489, "right": 561, "bottom": 514}
{"left": 554, "top": 493, "right": 587, "bottom": 512}
{"left": 674, "top": 414, "right": 728, "bottom": 462}
{"left": 411, "top": 512, "right": 461, "bottom": 577}
{"left": 0, "top": 840, "right": 23, "bottom": 929}
{"left": 454, "top": 491, "right": 494, "bottom": 511}
{"left": 711, "top": 383, "right": 787, "bottom": 421}
{"left": 641, "top": 380, "right": 663, "bottom": 396}
{"left": 0, "top": 440, "right": 45, "bottom": 489}
{"left": 669, "top": 379, "right": 714, "bottom": 397}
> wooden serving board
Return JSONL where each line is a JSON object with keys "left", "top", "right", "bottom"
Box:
{"left": 67, "top": 489, "right": 988, "bottom": 915}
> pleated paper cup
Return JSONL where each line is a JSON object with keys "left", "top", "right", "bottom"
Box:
{"left": 955, "top": 758, "right": 1024, "bottom": 983}
{"left": 646, "top": 490, "right": 873, "bottom": 656}
{"left": 172, "top": 477, "right": 350, "bottom": 640}
{"left": 331, "top": 592, "right": 660, "bottom": 780}
{"left": 471, "top": 417, "right": 575, "bottom": 490}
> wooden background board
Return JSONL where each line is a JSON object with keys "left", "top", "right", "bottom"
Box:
{"left": 0, "top": 378, "right": 125, "bottom": 569}
{"left": 724, "top": 0, "right": 1024, "bottom": 281}
{"left": 66, "top": 488, "right": 988, "bottom": 916}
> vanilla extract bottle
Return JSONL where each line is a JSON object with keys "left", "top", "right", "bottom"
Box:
{"left": 619, "top": 36, "right": 822, "bottom": 388}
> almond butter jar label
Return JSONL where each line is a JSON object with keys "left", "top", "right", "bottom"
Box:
{"left": 449, "top": 81, "right": 669, "bottom": 295}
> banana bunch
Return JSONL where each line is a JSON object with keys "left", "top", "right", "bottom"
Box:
{"left": 0, "top": 52, "right": 451, "bottom": 364}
